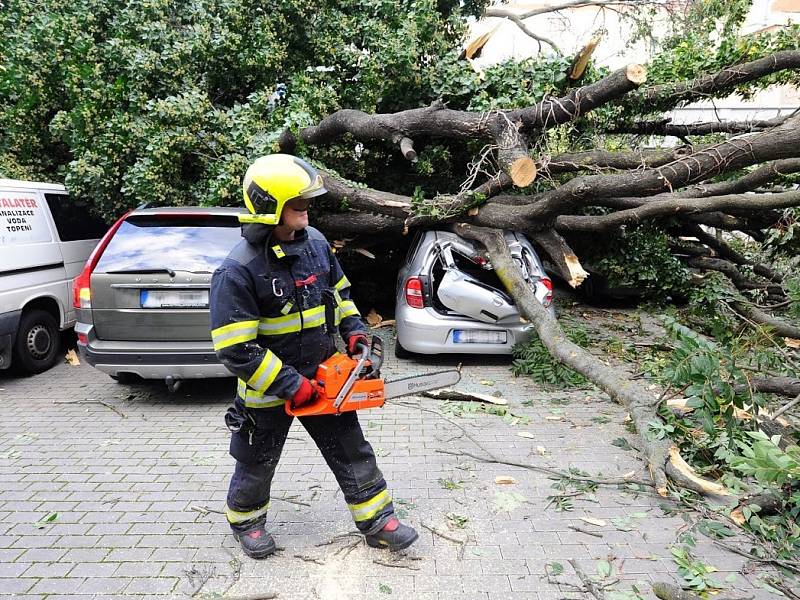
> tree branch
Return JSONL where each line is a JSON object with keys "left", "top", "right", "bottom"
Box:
{"left": 483, "top": 7, "right": 562, "bottom": 53}
{"left": 638, "top": 50, "right": 800, "bottom": 107}
{"left": 477, "top": 115, "right": 800, "bottom": 227}
{"left": 555, "top": 190, "right": 800, "bottom": 233}
{"left": 610, "top": 115, "right": 790, "bottom": 137}
{"left": 280, "top": 65, "right": 646, "bottom": 152}
{"left": 529, "top": 229, "right": 589, "bottom": 287}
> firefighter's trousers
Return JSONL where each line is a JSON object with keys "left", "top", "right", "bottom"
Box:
{"left": 225, "top": 406, "right": 394, "bottom": 535}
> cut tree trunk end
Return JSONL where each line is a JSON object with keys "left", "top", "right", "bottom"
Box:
{"left": 509, "top": 157, "right": 537, "bottom": 187}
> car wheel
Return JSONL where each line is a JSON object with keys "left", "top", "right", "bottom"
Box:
{"left": 394, "top": 340, "right": 413, "bottom": 359}
{"left": 12, "top": 309, "right": 61, "bottom": 374}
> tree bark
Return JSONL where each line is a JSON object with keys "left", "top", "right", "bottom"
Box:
{"left": 737, "top": 377, "right": 800, "bottom": 398}
{"left": 687, "top": 257, "right": 783, "bottom": 296}
{"left": 529, "top": 229, "right": 588, "bottom": 288}
{"left": 732, "top": 301, "right": 800, "bottom": 339}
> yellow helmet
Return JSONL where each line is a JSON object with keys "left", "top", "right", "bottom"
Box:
{"left": 239, "top": 154, "right": 327, "bottom": 225}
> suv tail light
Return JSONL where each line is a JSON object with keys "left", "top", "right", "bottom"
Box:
{"left": 404, "top": 277, "right": 425, "bottom": 309}
{"left": 72, "top": 212, "right": 130, "bottom": 309}
{"left": 540, "top": 277, "right": 554, "bottom": 307}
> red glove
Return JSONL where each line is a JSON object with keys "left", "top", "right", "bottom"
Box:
{"left": 290, "top": 377, "right": 317, "bottom": 408}
{"left": 346, "top": 334, "right": 369, "bottom": 357}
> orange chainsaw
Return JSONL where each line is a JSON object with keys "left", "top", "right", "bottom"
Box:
{"left": 286, "top": 336, "right": 460, "bottom": 417}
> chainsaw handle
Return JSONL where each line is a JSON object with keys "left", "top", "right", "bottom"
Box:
{"left": 367, "top": 335, "right": 383, "bottom": 374}
{"left": 310, "top": 379, "right": 325, "bottom": 400}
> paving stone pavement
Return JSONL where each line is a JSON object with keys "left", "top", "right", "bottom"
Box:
{"left": 0, "top": 325, "right": 781, "bottom": 599}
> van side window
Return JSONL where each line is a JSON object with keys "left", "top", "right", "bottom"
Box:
{"left": 44, "top": 194, "right": 109, "bottom": 241}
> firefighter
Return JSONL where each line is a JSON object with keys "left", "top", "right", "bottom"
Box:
{"left": 209, "top": 154, "right": 418, "bottom": 559}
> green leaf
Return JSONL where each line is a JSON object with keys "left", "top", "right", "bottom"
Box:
{"left": 697, "top": 520, "right": 735, "bottom": 539}
{"left": 492, "top": 491, "right": 527, "bottom": 513}
{"left": 596, "top": 560, "right": 613, "bottom": 578}
{"left": 611, "top": 437, "right": 634, "bottom": 451}
{"left": 547, "top": 562, "right": 564, "bottom": 576}
{"left": 34, "top": 512, "right": 59, "bottom": 529}
{"left": 379, "top": 583, "right": 392, "bottom": 594}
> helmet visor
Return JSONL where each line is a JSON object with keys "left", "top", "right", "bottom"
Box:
{"left": 296, "top": 172, "right": 327, "bottom": 200}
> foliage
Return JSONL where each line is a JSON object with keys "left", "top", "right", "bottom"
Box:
{"left": 0, "top": 0, "right": 487, "bottom": 219}
{"left": 585, "top": 224, "right": 691, "bottom": 302}
{"left": 732, "top": 431, "right": 800, "bottom": 488}
{"left": 431, "top": 53, "right": 577, "bottom": 111}
{"left": 511, "top": 325, "right": 589, "bottom": 386}
{"left": 787, "top": 276, "right": 800, "bottom": 322}
{"left": 685, "top": 272, "right": 743, "bottom": 340}
{"left": 670, "top": 545, "right": 724, "bottom": 593}
{"left": 547, "top": 466, "right": 598, "bottom": 511}
{"left": 764, "top": 209, "right": 800, "bottom": 258}
{"left": 445, "top": 512, "right": 469, "bottom": 528}
{"left": 440, "top": 398, "right": 530, "bottom": 425}
{"left": 648, "top": 315, "right": 800, "bottom": 559}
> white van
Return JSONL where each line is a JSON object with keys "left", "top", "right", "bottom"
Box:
{"left": 0, "top": 179, "right": 108, "bottom": 374}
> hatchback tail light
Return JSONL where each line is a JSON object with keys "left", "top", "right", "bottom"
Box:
{"left": 404, "top": 277, "right": 425, "bottom": 309}
{"left": 540, "top": 277, "right": 554, "bottom": 307}
{"left": 72, "top": 211, "right": 130, "bottom": 309}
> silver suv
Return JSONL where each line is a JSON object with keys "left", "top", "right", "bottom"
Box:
{"left": 395, "top": 230, "right": 554, "bottom": 357}
{"left": 74, "top": 207, "right": 246, "bottom": 386}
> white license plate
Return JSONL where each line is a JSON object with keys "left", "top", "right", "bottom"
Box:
{"left": 140, "top": 290, "right": 209, "bottom": 308}
{"left": 453, "top": 329, "right": 507, "bottom": 344}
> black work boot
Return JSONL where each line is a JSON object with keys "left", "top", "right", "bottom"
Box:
{"left": 365, "top": 517, "right": 418, "bottom": 551}
{"left": 233, "top": 524, "right": 276, "bottom": 559}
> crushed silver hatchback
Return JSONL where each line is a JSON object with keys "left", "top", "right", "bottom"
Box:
{"left": 395, "top": 230, "right": 554, "bottom": 357}
{"left": 74, "top": 207, "right": 247, "bottom": 387}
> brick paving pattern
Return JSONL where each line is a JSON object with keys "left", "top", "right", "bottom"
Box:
{"left": 0, "top": 323, "right": 778, "bottom": 599}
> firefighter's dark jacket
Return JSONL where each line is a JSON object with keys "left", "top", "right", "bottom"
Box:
{"left": 209, "top": 224, "right": 367, "bottom": 409}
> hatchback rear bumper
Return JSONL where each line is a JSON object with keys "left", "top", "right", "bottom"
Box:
{"left": 396, "top": 304, "right": 537, "bottom": 355}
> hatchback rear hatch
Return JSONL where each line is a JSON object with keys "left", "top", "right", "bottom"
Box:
{"left": 89, "top": 211, "right": 243, "bottom": 341}
{"left": 430, "top": 232, "right": 552, "bottom": 322}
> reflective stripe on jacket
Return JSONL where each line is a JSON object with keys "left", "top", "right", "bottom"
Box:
{"left": 210, "top": 225, "right": 367, "bottom": 408}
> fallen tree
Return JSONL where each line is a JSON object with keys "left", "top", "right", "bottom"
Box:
{"left": 278, "top": 43, "right": 800, "bottom": 503}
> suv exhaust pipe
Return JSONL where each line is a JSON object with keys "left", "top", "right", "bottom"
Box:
{"left": 165, "top": 375, "right": 182, "bottom": 393}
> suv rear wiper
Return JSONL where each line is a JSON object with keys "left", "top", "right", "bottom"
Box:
{"left": 106, "top": 268, "right": 177, "bottom": 278}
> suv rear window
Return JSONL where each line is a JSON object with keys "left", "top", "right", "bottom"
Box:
{"left": 94, "top": 215, "right": 242, "bottom": 273}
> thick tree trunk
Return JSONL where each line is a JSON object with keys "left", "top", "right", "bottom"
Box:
{"left": 732, "top": 301, "right": 800, "bottom": 339}
{"left": 456, "top": 224, "right": 671, "bottom": 494}
{"left": 281, "top": 66, "right": 647, "bottom": 154}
